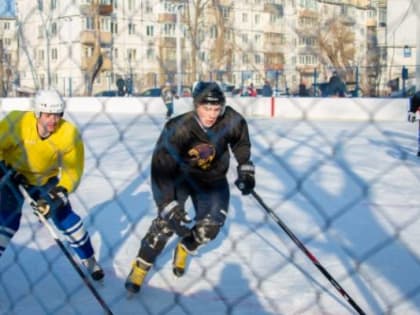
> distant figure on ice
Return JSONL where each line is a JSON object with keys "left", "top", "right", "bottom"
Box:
{"left": 161, "top": 82, "right": 178, "bottom": 119}
{"left": 125, "top": 81, "right": 256, "bottom": 294}
{"left": 407, "top": 90, "right": 420, "bottom": 156}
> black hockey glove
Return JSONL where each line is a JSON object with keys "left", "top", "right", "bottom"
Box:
{"left": 33, "top": 186, "right": 68, "bottom": 218}
{"left": 235, "top": 161, "right": 255, "bottom": 195}
{"left": 160, "top": 201, "right": 191, "bottom": 237}
{"left": 0, "top": 160, "right": 27, "bottom": 186}
{"left": 408, "top": 111, "right": 417, "bottom": 123}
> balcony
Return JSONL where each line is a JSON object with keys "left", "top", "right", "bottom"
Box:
{"left": 263, "top": 42, "right": 284, "bottom": 52}
{"left": 159, "top": 37, "right": 176, "bottom": 48}
{"left": 158, "top": 13, "right": 176, "bottom": 23}
{"left": 99, "top": 4, "right": 113, "bottom": 15}
{"left": 264, "top": 3, "right": 283, "bottom": 15}
{"left": 80, "top": 2, "right": 113, "bottom": 16}
{"left": 80, "top": 30, "right": 112, "bottom": 46}
{"left": 366, "top": 18, "right": 377, "bottom": 27}
{"left": 264, "top": 63, "right": 283, "bottom": 71}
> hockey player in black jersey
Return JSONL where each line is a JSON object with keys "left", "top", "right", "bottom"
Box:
{"left": 125, "top": 81, "right": 255, "bottom": 293}
{"left": 407, "top": 91, "right": 420, "bottom": 156}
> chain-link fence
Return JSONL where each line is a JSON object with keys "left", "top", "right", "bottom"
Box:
{"left": 1, "top": 0, "right": 420, "bottom": 314}
{"left": 0, "top": 95, "right": 419, "bottom": 315}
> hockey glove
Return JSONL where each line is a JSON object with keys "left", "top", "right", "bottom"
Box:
{"left": 33, "top": 186, "right": 68, "bottom": 218}
{"left": 0, "top": 160, "right": 27, "bottom": 186}
{"left": 235, "top": 161, "right": 255, "bottom": 195}
{"left": 408, "top": 112, "right": 417, "bottom": 123}
{"left": 160, "top": 201, "right": 191, "bottom": 237}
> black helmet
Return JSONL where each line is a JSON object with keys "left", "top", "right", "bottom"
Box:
{"left": 192, "top": 81, "right": 226, "bottom": 108}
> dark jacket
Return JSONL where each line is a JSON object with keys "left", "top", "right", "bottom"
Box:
{"left": 151, "top": 106, "right": 251, "bottom": 208}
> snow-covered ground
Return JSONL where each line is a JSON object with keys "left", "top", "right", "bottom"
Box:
{"left": 1, "top": 111, "right": 420, "bottom": 315}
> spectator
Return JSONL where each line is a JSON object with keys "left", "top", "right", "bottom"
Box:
{"left": 327, "top": 71, "right": 346, "bottom": 97}
{"left": 161, "top": 82, "right": 178, "bottom": 119}
{"left": 262, "top": 80, "right": 273, "bottom": 97}
{"left": 247, "top": 83, "right": 257, "bottom": 97}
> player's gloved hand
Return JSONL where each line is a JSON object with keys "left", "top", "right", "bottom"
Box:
{"left": 235, "top": 161, "right": 255, "bottom": 195}
{"left": 33, "top": 186, "right": 68, "bottom": 218}
{"left": 160, "top": 201, "right": 191, "bottom": 237}
{"left": 0, "top": 160, "right": 27, "bottom": 186}
{"left": 408, "top": 112, "right": 417, "bottom": 123}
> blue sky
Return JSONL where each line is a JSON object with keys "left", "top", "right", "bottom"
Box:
{"left": 0, "top": 0, "right": 15, "bottom": 17}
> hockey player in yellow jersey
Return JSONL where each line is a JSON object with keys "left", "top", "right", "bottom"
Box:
{"left": 0, "top": 89, "right": 104, "bottom": 281}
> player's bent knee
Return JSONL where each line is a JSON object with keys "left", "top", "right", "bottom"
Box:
{"left": 143, "top": 218, "right": 173, "bottom": 251}
{"left": 192, "top": 217, "right": 221, "bottom": 245}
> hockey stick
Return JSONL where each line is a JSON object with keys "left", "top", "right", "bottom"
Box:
{"left": 18, "top": 184, "right": 114, "bottom": 315}
{"left": 251, "top": 190, "right": 366, "bottom": 315}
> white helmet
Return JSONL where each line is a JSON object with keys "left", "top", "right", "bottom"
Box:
{"left": 33, "top": 89, "right": 65, "bottom": 118}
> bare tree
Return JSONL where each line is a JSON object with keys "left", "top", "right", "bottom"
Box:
{"left": 317, "top": 18, "right": 356, "bottom": 79}
{"left": 82, "top": 0, "right": 111, "bottom": 96}
{"left": 183, "top": 0, "right": 211, "bottom": 81}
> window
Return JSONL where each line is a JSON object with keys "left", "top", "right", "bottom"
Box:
{"left": 50, "top": 0, "right": 57, "bottom": 10}
{"left": 242, "top": 33, "right": 248, "bottom": 43}
{"left": 50, "top": 22, "right": 57, "bottom": 36}
{"left": 254, "top": 14, "right": 260, "bottom": 24}
{"left": 128, "top": 23, "right": 136, "bottom": 35}
{"left": 38, "top": 25, "right": 44, "bottom": 38}
{"left": 100, "top": 17, "right": 111, "bottom": 32}
{"left": 221, "top": 6, "right": 230, "bottom": 19}
{"left": 146, "top": 25, "right": 154, "bottom": 37}
{"left": 163, "top": 24, "right": 175, "bottom": 36}
{"left": 114, "top": 48, "right": 118, "bottom": 59}
{"left": 85, "top": 17, "right": 94, "bottom": 30}
{"left": 242, "top": 13, "right": 248, "bottom": 23}
{"left": 210, "top": 25, "right": 217, "bottom": 38}
{"left": 39, "top": 49, "right": 45, "bottom": 61}
{"left": 51, "top": 48, "right": 58, "bottom": 60}
{"left": 84, "top": 46, "right": 93, "bottom": 57}
{"left": 147, "top": 48, "right": 155, "bottom": 60}
{"left": 242, "top": 53, "right": 248, "bottom": 64}
{"left": 127, "top": 48, "right": 137, "bottom": 62}
{"left": 111, "top": 21, "right": 118, "bottom": 34}
{"left": 128, "top": 0, "right": 135, "bottom": 11}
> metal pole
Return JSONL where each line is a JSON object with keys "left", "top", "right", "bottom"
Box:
{"left": 176, "top": 6, "right": 182, "bottom": 96}
{"left": 415, "top": 0, "right": 420, "bottom": 90}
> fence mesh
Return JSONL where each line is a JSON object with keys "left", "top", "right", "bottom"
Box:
{"left": 1, "top": 1, "right": 420, "bottom": 315}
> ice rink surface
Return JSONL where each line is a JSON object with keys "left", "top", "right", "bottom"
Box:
{"left": 1, "top": 112, "right": 420, "bottom": 315}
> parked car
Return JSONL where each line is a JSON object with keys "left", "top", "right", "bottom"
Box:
{"left": 94, "top": 90, "right": 119, "bottom": 97}
{"left": 134, "top": 88, "right": 162, "bottom": 97}
{"left": 389, "top": 85, "right": 416, "bottom": 98}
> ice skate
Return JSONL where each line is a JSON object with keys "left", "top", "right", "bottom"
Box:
{"left": 125, "top": 258, "right": 150, "bottom": 294}
{"left": 82, "top": 256, "right": 105, "bottom": 282}
{"left": 172, "top": 242, "right": 189, "bottom": 277}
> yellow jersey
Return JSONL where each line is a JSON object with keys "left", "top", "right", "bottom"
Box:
{"left": 0, "top": 111, "right": 84, "bottom": 193}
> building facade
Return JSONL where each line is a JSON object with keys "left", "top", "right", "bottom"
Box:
{"left": 7, "top": 0, "right": 416, "bottom": 96}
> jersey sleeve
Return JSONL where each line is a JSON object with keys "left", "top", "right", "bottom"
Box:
{"left": 228, "top": 110, "right": 252, "bottom": 165}
{"left": 57, "top": 127, "right": 84, "bottom": 193}
{"left": 0, "top": 111, "right": 20, "bottom": 162}
{"left": 150, "top": 125, "right": 180, "bottom": 210}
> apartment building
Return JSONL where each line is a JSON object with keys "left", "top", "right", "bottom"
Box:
{"left": 10, "top": 0, "right": 410, "bottom": 97}
{"left": 0, "top": 8, "right": 18, "bottom": 96}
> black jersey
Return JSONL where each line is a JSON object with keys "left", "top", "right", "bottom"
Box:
{"left": 151, "top": 106, "right": 251, "bottom": 208}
